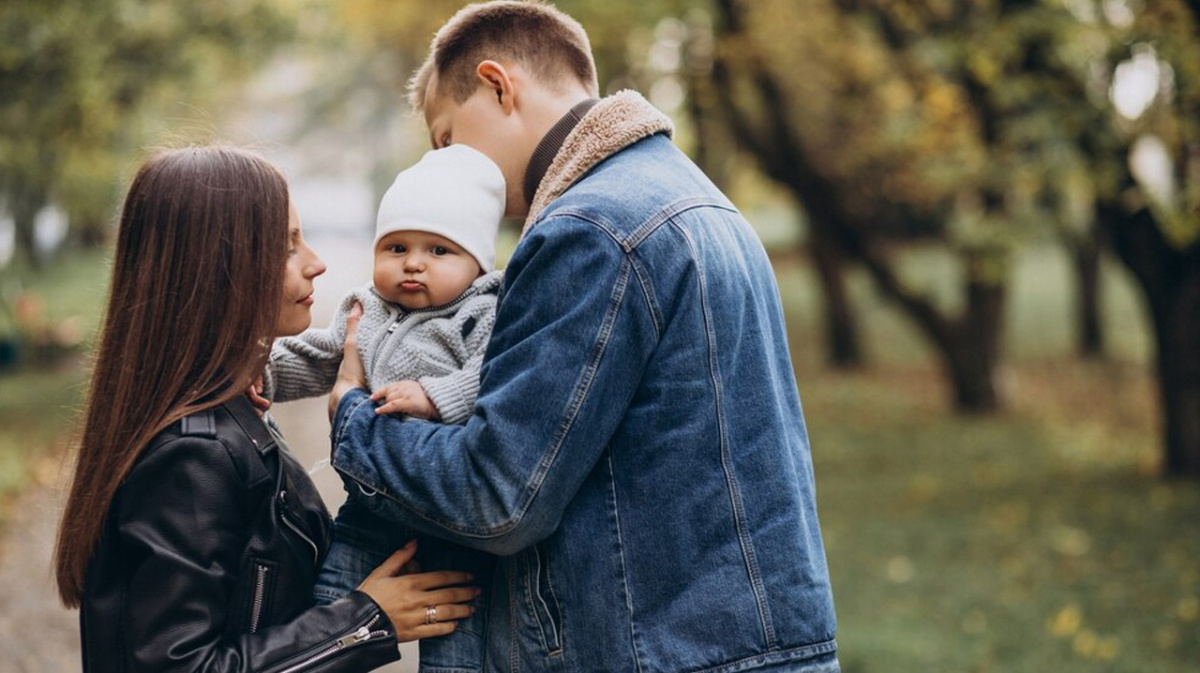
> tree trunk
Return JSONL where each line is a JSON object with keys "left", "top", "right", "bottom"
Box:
{"left": 946, "top": 268, "right": 1006, "bottom": 412}
{"left": 1153, "top": 276, "right": 1200, "bottom": 476}
{"left": 1071, "top": 235, "right": 1105, "bottom": 358}
{"left": 852, "top": 242, "right": 1006, "bottom": 412}
{"left": 809, "top": 227, "right": 863, "bottom": 368}
{"left": 1104, "top": 202, "right": 1200, "bottom": 477}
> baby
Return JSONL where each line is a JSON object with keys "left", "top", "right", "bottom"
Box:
{"left": 264, "top": 144, "right": 503, "bottom": 672}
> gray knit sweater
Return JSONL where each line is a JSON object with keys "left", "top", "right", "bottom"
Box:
{"left": 263, "top": 271, "right": 502, "bottom": 424}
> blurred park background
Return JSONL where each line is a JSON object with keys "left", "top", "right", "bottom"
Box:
{"left": 2, "top": 0, "right": 1200, "bottom": 671}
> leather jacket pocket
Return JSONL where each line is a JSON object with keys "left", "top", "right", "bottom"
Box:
{"left": 524, "top": 544, "right": 563, "bottom": 655}
{"left": 246, "top": 558, "right": 279, "bottom": 634}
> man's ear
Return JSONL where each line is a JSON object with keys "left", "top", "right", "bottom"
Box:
{"left": 476, "top": 60, "right": 516, "bottom": 114}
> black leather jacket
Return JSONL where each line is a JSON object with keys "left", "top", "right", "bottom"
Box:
{"left": 80, "top": 395, "right": 400, "bottom": 672}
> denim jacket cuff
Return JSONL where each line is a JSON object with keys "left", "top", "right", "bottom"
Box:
{"left": 331, "top": 387, "right": 372, "bottom": 453}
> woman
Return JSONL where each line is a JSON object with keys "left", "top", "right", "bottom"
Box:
{"left": 54, "top": 146, "right": 476, "bottom": 672}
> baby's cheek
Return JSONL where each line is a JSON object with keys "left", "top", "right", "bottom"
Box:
{"left": 372, "top": 257, "right": 393, "bottom": 288}
{"left": 372, "top": 259, "right": 406, "bottom": 302}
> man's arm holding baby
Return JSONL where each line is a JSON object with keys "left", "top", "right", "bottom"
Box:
{"left": 328, "top": 218, "right": 654, "bottom": 555}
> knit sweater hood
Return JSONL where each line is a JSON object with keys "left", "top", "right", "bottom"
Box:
{"left": 523, "top": 90, "right": 674, "bottom": 234}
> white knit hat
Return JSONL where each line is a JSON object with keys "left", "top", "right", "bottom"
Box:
{"left": 374, "top": 144, "right": 506, "bottom": 272}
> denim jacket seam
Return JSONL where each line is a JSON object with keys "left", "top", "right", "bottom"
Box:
{"left": 517, "top": 256, "right": 634, "bottom": 516}
{"left": 672, "top": 220, "right": 779, "bottom": 649}
{"left": 606, "top": 453, "right": 646, "bottom": 673}
{"left": 625, "top": 197, "right": 735, "bottom": 250}
{"left": 628, "top": 252, "right": 662, "bottom": 341}
{"left": 540, "top": 550, "right": 565, "bottom": 654}
{"left": 523, "top": 546, "right": 564, "bottom": 655}
{"left": 536, "top": 209, "right": 625, "bottom": 249}
{"left": 683, "top": 639, "right": 839, "bottom": 673}
{"left": 521, "top": 553, "right": 550, "bottom": 653}
{"left": 333, "top": 393, "right": 374, "bottom": 454}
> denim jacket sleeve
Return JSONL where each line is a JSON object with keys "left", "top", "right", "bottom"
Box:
{"left": 331, "top": 215, "right": 657, "bottom": 555}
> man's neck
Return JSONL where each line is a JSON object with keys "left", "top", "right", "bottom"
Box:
{"left": 522, "top": 97, "right": 600, "bottom": 208}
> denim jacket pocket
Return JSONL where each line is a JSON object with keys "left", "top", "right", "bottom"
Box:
{"left": 522, "top": 543, "right": 564, "bottom": 655}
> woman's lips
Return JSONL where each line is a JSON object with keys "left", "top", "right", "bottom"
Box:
{"left": 297, "top": 293, "right": 314, "bottom": 306}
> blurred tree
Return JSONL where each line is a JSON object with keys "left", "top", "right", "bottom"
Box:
{"left": 0, "top": 0, "right": 294, "bottom": 267}
{"left": 1079, "top": 0, "right": 1200, "bottom": 476}
{"left": 699, "top": 0, "right": 1040, "bottom": 411}
{"left": 689, "top": 0, "right": 1200, "bottom": 473}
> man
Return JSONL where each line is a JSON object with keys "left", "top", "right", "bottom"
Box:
{"left": 328, "top": 2, "right": 839, "bottom": 671}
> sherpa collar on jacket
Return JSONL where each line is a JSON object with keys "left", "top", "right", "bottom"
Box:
{"left": 523, "top": 90, "right": 675, "bottom": 234}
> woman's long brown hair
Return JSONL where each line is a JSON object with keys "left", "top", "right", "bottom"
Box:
{"left": 54, "top": 146, "right": 290, "bottom": 607}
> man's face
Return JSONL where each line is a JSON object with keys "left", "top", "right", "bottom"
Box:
{"left": 424, "top": 73, "right": 536, "bottom": 218}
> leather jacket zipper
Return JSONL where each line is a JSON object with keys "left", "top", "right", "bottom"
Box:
{"left": 249, "top": 563, "right": 270, "bottom": 633}
{"left": 271, "top": 614, "right": 387, "bottom": 673}
{"left": 278, "top": 490, "right": 320, "bottom": 566}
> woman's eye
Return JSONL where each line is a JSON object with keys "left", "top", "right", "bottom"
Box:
{"left": 288, "top": 248, "right": 299, "bottom": 257}
{"left": 432, "top": 246, "right": 449, "bottom": 256}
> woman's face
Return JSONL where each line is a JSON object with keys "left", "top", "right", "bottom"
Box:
{"left": 276, "top": 203, "right": 327, "bottom": 337}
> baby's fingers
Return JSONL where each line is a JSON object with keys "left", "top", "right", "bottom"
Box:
{"left": 375, "top": 399, "right": 408, "bottom": 416}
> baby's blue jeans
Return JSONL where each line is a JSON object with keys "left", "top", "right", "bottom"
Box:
{"left": 314, "top": 490, "right": 494, "bottom": 673}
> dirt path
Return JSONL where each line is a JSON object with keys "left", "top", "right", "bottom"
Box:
{"left": 0, "top": 235, "right": 416, "bottom": 671}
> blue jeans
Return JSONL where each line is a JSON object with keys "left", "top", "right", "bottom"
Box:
{"left": 314, "top": 486, "right": 494, "bottom": 673}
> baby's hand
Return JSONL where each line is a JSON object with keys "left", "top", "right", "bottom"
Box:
{"left": 371, "top": 381, "right": 441, "bottom": 420}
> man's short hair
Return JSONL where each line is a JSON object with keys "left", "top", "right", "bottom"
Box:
{"left": 408, "top": 1, "right": 599, "bottom": 111}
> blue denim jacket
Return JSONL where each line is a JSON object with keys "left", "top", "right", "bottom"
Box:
{"left": 332, "top": 131, "right": 838, "bottom": 673}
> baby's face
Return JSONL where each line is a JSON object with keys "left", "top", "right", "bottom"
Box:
{"left": 374, "top": 230, "right": 483, "bottom": 310}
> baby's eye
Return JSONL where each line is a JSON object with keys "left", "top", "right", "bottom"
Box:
{"left": 389, "top": 245, "right": 407, "bottom": 254}
{"left": 432, "top": 246, "right": 450, "bottom": 256}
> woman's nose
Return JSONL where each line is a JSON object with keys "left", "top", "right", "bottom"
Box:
{"left": 305, "top": 248, "right": 327, "bottom": 279}
{"left": 308, "top": 256, "right": 327, "bottom": 279}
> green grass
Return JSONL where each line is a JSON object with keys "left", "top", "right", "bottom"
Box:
{"left": 804, "top": 363, "right": 1199, "bottom": 673}
{"left": 771, "top": 247, "right": 1197, "bottom": 672}
{"left": 0, "top": 247, "right": 109, "bottom": 519}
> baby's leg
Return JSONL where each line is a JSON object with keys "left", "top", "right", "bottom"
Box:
{"left": 415, "top": 537, "right": 495, "bottom": 673}
{"left": 314, "top": 495, "right": 412, "bottom": 605}
{"left": 341, "top": 474, "right": 494, "bottom": 673}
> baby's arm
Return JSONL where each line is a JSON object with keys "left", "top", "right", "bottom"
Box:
{"left": 263, "top": 291, "right": 361, "bottom": 403}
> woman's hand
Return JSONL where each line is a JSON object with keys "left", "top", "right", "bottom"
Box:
{"left": 371, "top": 381, "right": 440, "bottom": 419}
{"left": 246, "top": 375, "right": 271, "bottom": 417}
{"left": 328, "top": 303, "right": 366, "bottom": 421}
{"left": 356, "top": 540, "right": 479, "bottom": 641}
